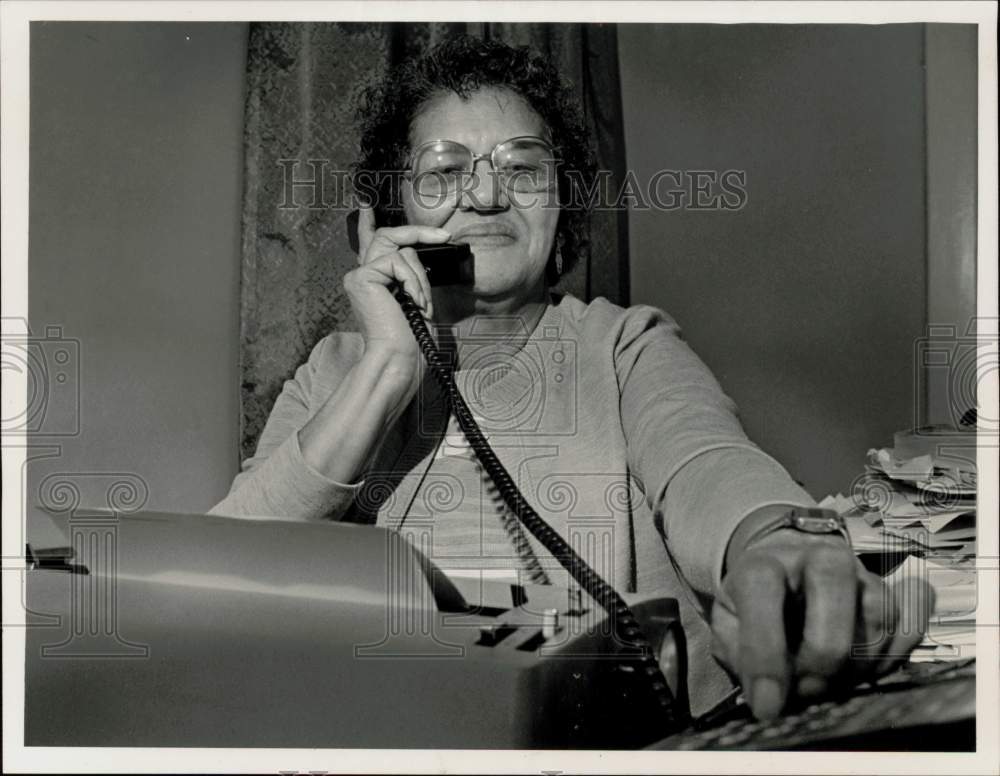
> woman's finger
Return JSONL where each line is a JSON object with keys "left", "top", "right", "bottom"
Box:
{"left": 377, "top": 224, "right": 452, "bottom": 246}
{"left": 876, "top": 575, "right": 935, "bottom": 674}
{"left": 709, "top": 602, "right": 740, "bottom": 671}
{"left": 727, "top": 555, "right": 791, "bottom": 719}
{"left": 794, "top": 543, "right": 857, "bottom": 697}
{"left": 847, "top": 570, "right": 899, "bottom": 678}
{"left": 364, "top": 225, "right": 451, "bottom": 264}
{"left": 356, "top": 205, "right": 378, "bottom": 262}
{"left": 360, "top": 252, "right": 426, "bottom": 310}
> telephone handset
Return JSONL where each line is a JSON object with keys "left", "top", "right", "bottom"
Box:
{"left": 346, "top": 208, "right": 474, "bottom": 286}
{"left": 346, "top": 209, "right": 689, "bottom": 736}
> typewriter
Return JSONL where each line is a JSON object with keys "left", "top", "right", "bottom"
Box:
{"left": 24, "top": 510, "right": 687, "bottom": 749}
{"left": 24, "top": 510, "right": 975, "bottom": 750}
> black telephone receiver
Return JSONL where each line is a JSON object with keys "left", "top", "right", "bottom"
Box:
{"left": 346, "top": 208, "right": 688, "bottom": 740}
{"left": 346, "top": 209, "right": 474, "bottom": 286}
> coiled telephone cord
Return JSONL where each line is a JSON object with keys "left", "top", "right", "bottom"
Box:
{"left": 395, "top": 288, "right": 683, "bottom": 726}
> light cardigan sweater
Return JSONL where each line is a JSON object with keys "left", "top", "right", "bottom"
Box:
{"left": 211, "top": 292, "right": 814, "bottom": 714}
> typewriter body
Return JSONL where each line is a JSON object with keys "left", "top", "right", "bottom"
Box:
{"left": 24, "top": 511, "right": 687, "bottom": 749}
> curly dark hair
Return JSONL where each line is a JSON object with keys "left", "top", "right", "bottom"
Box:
{"left": 353, "top": 34, "right": 596, "bottom": 284}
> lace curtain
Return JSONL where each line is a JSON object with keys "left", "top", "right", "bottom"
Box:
{"left": 240, "top": 22, "right": 629, "bottom": 459}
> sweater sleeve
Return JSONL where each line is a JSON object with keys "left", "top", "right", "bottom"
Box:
{"left": 615, "top": 306, "right": 815, "bottom": 597}
{"left": 209, "top": 335, "right": 365, "bottom": 521}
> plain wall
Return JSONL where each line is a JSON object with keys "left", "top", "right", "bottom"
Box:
{"left": 28, "top": 22, "right": 248, "bottom": 513}
{"left": 618, "top": 24, "right": 929, "bottom": 498}
{"left": 925, "top": 24, "right": 978, "bottom": 426}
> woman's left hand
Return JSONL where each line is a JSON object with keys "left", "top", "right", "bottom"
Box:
{"left": 710, "top": 515, "right": 933, "bottom": 720}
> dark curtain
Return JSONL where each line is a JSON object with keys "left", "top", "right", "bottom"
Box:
{"left": 239, "top": 22, "right": 629, "bottom": 460}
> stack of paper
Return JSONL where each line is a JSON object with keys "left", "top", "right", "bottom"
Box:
{"left": 874, "top": 510, "right": 976, "bottom": 555}
{"left": 820, "top": 431, "right": 978, "bottom": 661}
{"left": 884, "top": 556, "right": 978, "bottom": 662}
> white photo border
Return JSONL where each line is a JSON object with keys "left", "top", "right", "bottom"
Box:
{"left": 2, "top": 2, "right": 997, "bottom": 774}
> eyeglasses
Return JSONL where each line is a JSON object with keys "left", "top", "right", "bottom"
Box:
{"left": 405, "top": 136, "right": 558, "bottom": 197}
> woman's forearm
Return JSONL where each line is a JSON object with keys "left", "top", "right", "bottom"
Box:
{"left": 297, "top": 344, "right": 417, "bottom": 484}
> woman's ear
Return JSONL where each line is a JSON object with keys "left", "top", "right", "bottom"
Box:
{"left": 545, "top": 235, "right": 564, "bottom": 286}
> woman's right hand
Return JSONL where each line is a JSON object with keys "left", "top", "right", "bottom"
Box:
{"left": 342, "top": 206, "right": 451, "bottom": 408}
{"left": 294, "top": 210, "right": 451, "bottom": 485}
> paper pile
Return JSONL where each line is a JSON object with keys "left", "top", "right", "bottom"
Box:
{"left": 819, "top": 430, "right": 978, "bottom": 661}
{"left": 883, "top": 556, "right": 978, "bottom": 662}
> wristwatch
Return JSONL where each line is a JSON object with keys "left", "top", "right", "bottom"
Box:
{"left": 740, "top": 507, "right": 852, "bottom": 553}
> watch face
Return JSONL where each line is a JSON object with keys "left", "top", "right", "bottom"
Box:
{"left": 791, "top": 514, "right": 841, "bottom": 534}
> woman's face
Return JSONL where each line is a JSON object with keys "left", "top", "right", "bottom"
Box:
{"left": 402, "top": 87, "right": 560, "bottom": 304}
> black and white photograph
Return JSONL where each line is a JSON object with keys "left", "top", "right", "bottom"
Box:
{"left": 2, "top": 1, "right": 997, "bottom": 773}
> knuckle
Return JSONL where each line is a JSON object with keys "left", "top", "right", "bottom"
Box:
{"left": 738, "top": 557, "right": 784, "bottom": 588}
{"left": 803, "top": 640, "right": 850, "bottom": 673}
{"left": 814, "top": 540, "right": 851, "bottom": 562}
{"left": 863, "top": 588, "right": 892, "bottom": 627}
{"left": 858, "top": 567, "right": 883, "bottom": 588}
{"left": 373, "top": 251, "right": 402, "bottom": 270}
{"left": 863, "top": 581, "right": 894, "bottom": 621}
{"left": 808, "top": 544, "right": 854, "bottom": 575}
{"left": 711, "top": 599, "right": 736, "bottom": 629}
{"left": 710, "top": 633, "right": 734, "bottom": 668}
{"left": 898, "top": 627, "right": 926, "bottom": 652}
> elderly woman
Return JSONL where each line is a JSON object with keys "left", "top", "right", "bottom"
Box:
{"left": 212, "top": 35, "right": 925, "bottom": 720}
